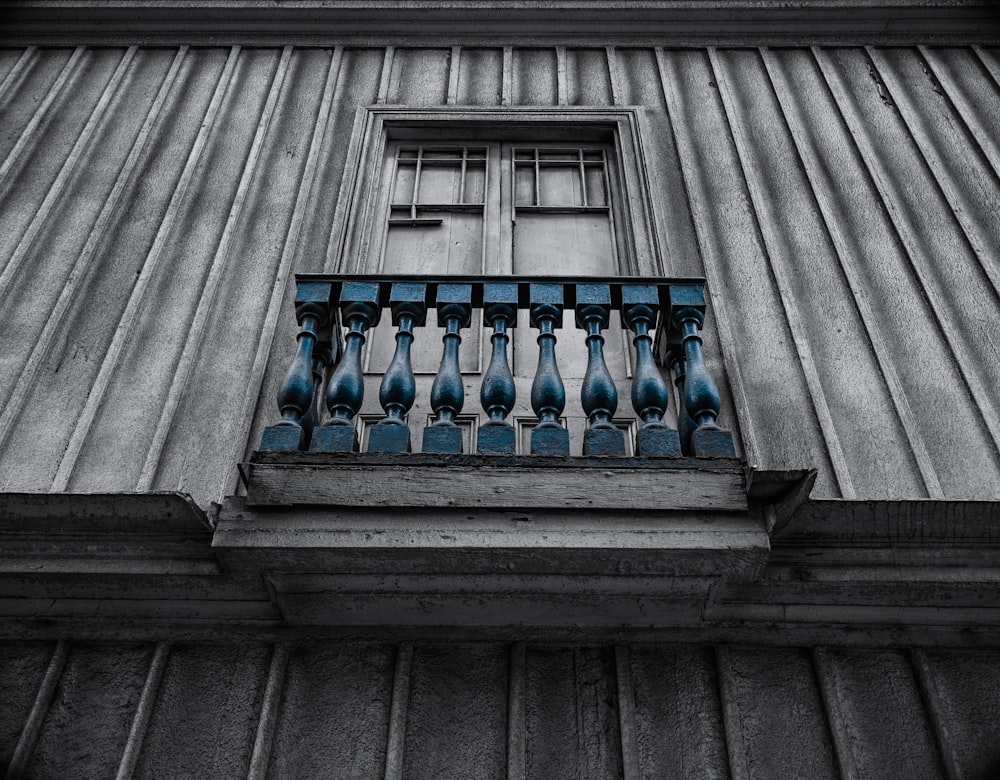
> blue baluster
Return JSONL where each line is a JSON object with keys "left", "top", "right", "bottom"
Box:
{"left": 260, "top": 281, "right": 332, "bottom": 452}
{"left": 299, "top": 335, "right": 332, "bottom": 448}
{"left": 622, "top": 284, "right": 681, "bottom": 457}
{"left": 668, "top": 284, "right": 736, "bottom": 458}
{"left": 310, "top": 281, "right": 381, "bottom": 453}
{"left": 663, "top": 331, "right": 695, "bottom": 456}
{"left": 529, "top": 283, "right": 569, "bottom": 456}
{"left": 576, "top": 284, "right": 625, "bottom": 456}
{"left": 477, "top": 283, "right": 518, "bottom": 455}
{"left": 423, "top": 284, "right": 472, "bottom": 454}
{"left": 369, "top": 282, "right": 426, "bottom": 453}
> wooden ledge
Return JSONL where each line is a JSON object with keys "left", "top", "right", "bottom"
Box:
{"left": 243, "top": 453, "right": 747, "bottom": 512}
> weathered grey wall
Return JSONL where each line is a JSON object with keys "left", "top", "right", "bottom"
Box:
{"left": 3, "top": 640, "right": 1000, "bottom": 778}
{"left": 0, "top": 45, "right": 998, "bottom": 505}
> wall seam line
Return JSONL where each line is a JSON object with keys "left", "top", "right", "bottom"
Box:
{"left": 910, "top": 648, "right": 964, "bottom": 780}
{"left": 246, "top": 643, "right": 290, "bottom": 780}
{"left": 507, "top": 641, "right": 527, "bottom": 780}
{"left": 383, "top": 642, "right": 413, "bottom": 780}
{"left": 446, "top": 45, "right": 460, "bottom": 105}
{"left": 4, "top": 640, "right": 70, "bottom": 780}
{"left": 50, "top": 45, "right": 240, "bottom": 492}
{"left": 614, "top": 645, "right": 640, "bottom": 780}
{"left": 377, "top": 45, "right": 394, "bottom": 104}
{"left": 115, "top": 642, "right": 170, "bottom": 780}
{"left": 812, "top": 647, "right": 859, "bottom": 780}
{"left": 714, "top": 646, "right": 750, "bottom": 780}
{"left": 502, "top": 46, "right": 513, "bottom": 106}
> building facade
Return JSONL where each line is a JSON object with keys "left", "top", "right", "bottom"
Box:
{"left": 1, "top": 2, "right": 1000, "bottom": 777}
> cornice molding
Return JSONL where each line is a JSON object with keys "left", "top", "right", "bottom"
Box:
{"left": 1, "top": 0, "right": 998, "bottom": 44}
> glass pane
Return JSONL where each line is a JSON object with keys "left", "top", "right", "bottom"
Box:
{"left": 514, "top": 164, "right": 536, "bottom": 206}
{"left": 463, "top": 163, "right": 486, "bottom": 205}
{"left": 585, "top": 166, "right": 607, "bottom": 207}
{"left": 417, "top": 163, "right": 462, "bottom": 204}
{"left": 538, "top": 165, "right": 583, "bottom": 207}
{"left": 392, "top": 163, "right": 417, "bottom": 205}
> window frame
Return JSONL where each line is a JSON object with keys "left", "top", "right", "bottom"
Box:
{"left": 326, "top": 106, "right": 669, "bottom": 278}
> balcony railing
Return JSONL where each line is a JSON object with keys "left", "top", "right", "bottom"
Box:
{"left": 260, "top": 275, "right": 735, "bottom": 459}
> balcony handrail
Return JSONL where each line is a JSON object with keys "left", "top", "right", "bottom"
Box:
{"left": 260, "top": 273, "right": 735, "bottom": 459}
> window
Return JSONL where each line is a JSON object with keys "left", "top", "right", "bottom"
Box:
{"left": 330, "top": 108, "right": 669, "bottom": 453}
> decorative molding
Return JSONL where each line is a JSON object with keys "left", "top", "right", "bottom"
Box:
{"left": 1, "top": 1, "right": 997, "bottom": 44}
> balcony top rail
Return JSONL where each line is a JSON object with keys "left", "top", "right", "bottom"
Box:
{"left": 260, "top": 273, "right": 735, "bottom": 460}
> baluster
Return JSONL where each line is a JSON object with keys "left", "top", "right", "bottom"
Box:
{"left": 299, "top": 334, "right": 332, "bottom": 448}
{"left": 369, "top": 282, "right": 426, "bottom": 453}
{"left": 423, "top": 284, "right": 472, "bottom": 454}
{"left": 663, "top": 332, "right": 695, "bottom": 455}
{"left": 576, "top": 284, "right": 625, "bottom": 456}
{"left": 310, "top": 282, "right": 381, "bottom": 453}
{"left": 477, "top": 283, "right": 518, "bottom": 455}
{"left": 622, "top": 284, "right": 681, "bottom": 457}
{"left": 668, "top": 284, "right": 737, "bottom": 458}
{"left": 260, "top": 281, "right": 331, "bottom": 452}
{"left": 529, "top": 283, "right": 569, "bottom": 456}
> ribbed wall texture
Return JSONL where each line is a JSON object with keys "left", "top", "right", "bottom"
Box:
{"left": 2, "top": 640, "right": 1000, "bottom": 778}
{"left": 0, "top": 46, "right": 998, "bottom": 505}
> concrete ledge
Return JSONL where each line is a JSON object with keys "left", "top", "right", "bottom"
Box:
{"left": 243, "top": 453, "right": 748, "bottom": 512}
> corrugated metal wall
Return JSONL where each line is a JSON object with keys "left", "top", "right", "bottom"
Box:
{"left": 0, "top": 45, "right": 998, "bottom": 506}
{"left": 2, "top": 640, "right": 999, "bottom": 778}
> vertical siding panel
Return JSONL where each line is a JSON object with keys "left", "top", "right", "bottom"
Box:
{"left": 813, "top": 647, "right": 861, "bottom": 780}
{"left": 0, "top": 641, "right": 55, "bottom": 770}
{"left": 42, "top": 47, "right": 239, "bottom": 492}
{"left": 631, "top": 646, "right": 729, "bottom": 780}
{"left": 265, "top": 643, "right": 394, "bottom": 779}
{"left": 657, "top": 47, "right": 846, "bottom": 498}
{"left": 711, "top": 47, "right": 926, "bottom": 499}
{"left": 0, "top": 48, "right": 229, "bottom": 492}
{"left": 910, "top": 650, "right": 962, "bottom": 780}
{"left": 814, "top": 47, "right": 1000, "bottom": 483}
{"left": 116, "top": 643, "right": 169, "bottom": 780}
{"left": 390, "top": 48, "right": 450, "bottom": 105}
{"left": 513, "top": 48, "right": 558, "bottom": 105}
{"left": 219, "top": 47, "right": 341, "bottom": 501}
{"left": 455, "top": 47, "right": 503, "bottom": 106}
{"left": 135, "top": 643, "right": 269, "bottom": 778}
{"left": 821, "top": 649, "right": 945, "bottom": 780}
{"left": 718, "top": 646, "right": 838, "bottom": 780}
{"left": 867, "top": 47, "right": 1000, "bottom": 296}
{"left": 502, "top": 45, "right": 513, "bottom": 106}
{"left": 565, "top": 48, "right": 612, "bottom": 105}
{"left": 136, "top": 46, "right": 293, "bottom": 492}
{"left": 914, "top": 649, "right": 1000, "bottom": 780}
{"left": 0, "top": 47, "right": 136, "bottom": 307}
{"left": 526, "top": 647, "right": 623, "bottom": 780}
{"left": 6, "top": 641, "right": 70, "bottom": 779}
{"left": 401, "top": 644, "right": 508, "bottom": 779}
{"left": 0, "top": 48, "right": 185, "bottom": 462}
{"left": 760, "top": 48, "right": 955, "bottom": 498}
{"left": 27, "top": 644, "right": 153, "bottom": 778}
